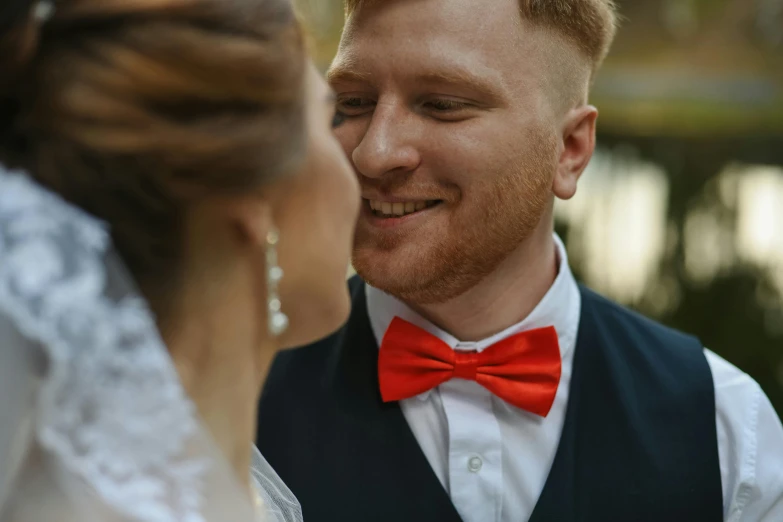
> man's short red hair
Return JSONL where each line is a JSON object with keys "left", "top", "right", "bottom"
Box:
{"left": 343, "top": 0, "right": 618, "bottom": 73}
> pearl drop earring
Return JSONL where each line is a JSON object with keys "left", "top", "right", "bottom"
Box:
{"left": 266, "top": 227, "right": 288, "bottom": 337}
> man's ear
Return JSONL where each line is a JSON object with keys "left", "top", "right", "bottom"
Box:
{"left": 553, "top": 105, "right": 598, "bottom": 201}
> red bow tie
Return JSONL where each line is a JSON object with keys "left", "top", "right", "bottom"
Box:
{"left": 378, "top": 317, "right": 562, "bottom": 417}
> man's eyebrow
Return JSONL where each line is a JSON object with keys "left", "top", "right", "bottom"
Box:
{"left": 328, "top": 64, "right": 505, "bottom": 102}
{"left": 412, "top": 69, "right": 505, "bottom": 99}
{"left": 326, "top": 66, "right": 372, "bottom": 86}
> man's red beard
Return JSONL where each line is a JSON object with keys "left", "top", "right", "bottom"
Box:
{"left": 352, "top": 128, "right": 557, "bottom": 305}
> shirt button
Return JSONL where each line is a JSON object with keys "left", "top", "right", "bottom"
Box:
{"left": 467, "top": 456, "right": 483, "bottom": 473}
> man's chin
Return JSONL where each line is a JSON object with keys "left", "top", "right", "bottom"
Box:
{"left": 351, "top": 247, "right": 455, "bottom": 305}
{"left": 352, "top": 237, "right": 509, "bottom": 306}
{"left": 352, "top": 246, "right": 401, "bottom": 284}
{"left": 352, "top": 246, "right": 420, "bottom": 295}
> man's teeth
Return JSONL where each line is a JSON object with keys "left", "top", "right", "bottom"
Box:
{"left": 368, "top": 200, "right": 438, "bottom": 217}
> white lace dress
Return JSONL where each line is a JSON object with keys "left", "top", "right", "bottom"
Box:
{"left": 0, "top": 166, "right": 303, "bottom": 522}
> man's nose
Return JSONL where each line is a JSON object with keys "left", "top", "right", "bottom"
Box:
{"left": 352, "top": 103, "right": 421, "bottom": 179}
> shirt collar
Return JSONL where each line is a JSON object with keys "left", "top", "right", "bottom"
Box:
{"left": 366, "top": 232, "right": 581, "bottom": 359}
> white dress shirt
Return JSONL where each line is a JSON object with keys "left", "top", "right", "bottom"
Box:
{"left": 366, "top": 234, "right": 783, "bottom": 522}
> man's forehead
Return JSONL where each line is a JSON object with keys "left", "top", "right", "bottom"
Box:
{"left": 331, "top": 1, "right": 555, "bottom": 94}
{"left": 341, "top": 0, "right": 522, "bottom": 49}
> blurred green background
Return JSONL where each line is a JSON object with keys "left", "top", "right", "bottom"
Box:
{"left": 295, "top": 0, "right": 783, "bottom": 414}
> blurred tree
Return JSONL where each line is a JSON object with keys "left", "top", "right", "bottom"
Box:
{"left": 295, "top": 0, "right": 344, "bottom": 68}
{"left": 584, "top": 134, "right": 783, "bottom": 414}
{"left": 664, "top": 268, "right": 783, "bottom": 413}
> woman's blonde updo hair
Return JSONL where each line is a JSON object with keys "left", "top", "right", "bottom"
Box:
{"left": 0, "top": 0, "right": 306, "bottom": 311}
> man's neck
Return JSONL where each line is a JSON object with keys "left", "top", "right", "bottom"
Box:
{"left": 411, "top": 230, "right": 558, "bottom": 342}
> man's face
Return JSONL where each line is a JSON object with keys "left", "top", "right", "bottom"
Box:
{"left": 330, "top": 0, "right": 573, "bottom": 304}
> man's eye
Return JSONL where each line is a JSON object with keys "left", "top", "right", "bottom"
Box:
{"left": 426, "top": 99, "right": 468, "bottom": 112}
{"left": 336, "top": 97, "right": 373, "bottom": 114}
{"left": 341, "top": 97, "right": 365, "bottom": 107}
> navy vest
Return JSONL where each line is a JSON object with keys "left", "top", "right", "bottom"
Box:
{"left": 257, "top": 277, "right": 723, "bottom": 522}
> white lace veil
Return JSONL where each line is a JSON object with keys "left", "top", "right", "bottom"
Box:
{"left": 0, "top": 164, "right": 303, "bottom": 522}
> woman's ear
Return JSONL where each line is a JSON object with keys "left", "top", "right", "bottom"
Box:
{"left": 225, "top": 196, "right": 274, "bottom": 249}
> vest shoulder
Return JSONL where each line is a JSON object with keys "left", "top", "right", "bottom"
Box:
{"left": 577, "top": 286, "right": 716, "bottom": 416}
{"left": 579, "top": 285, "right": 703, "bottom": 351}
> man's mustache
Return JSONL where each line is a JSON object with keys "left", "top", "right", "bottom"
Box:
{"left": 359, "top": 174, "right": 455, "bottom": 201}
